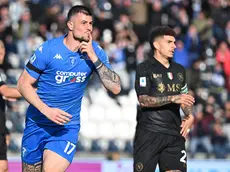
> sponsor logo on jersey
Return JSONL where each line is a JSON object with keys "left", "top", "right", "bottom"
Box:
{"left": 157, "top": 82, "right": 166, "bottom": 93}
{"left": 55, "top": 71, "right": 87, "bottom": 84}
{"left": 152, "top": 73, "right": 162, "bottom": 78}
{"left": 54, "top": 54, "right": 63, "bottom": 60}
{"left": 157, "top": 83, "right": 181, "bottom": 93}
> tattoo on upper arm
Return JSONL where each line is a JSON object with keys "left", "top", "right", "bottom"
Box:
{"left": 182, "top": 105, "right": 193, "bottom": 116}
{"left": 138, "top": 95, "right": 172, "bottom": 108}
{"left": 96, "top": 63, "right": 121, "bottom": 91}
{"left": 22, "top": 162, "right": 42, "bottom": 172}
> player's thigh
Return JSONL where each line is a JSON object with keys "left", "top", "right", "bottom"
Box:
{"left": 43, "top": 149, "right": 70, "bottom": 172}
{"left": 43, "top": 140, "right": 77, "bottom": 172}
{"left": 133, "top": 128, "right": 163, "bottom": 172}
{"left": 159, "top": 136, "right": 186, "bottom": 172}
{"left": 0, "top": 160, "right": 8, "bottom": 172}
{"left": 21, "top": 124, "right": 47, "bottom": 165}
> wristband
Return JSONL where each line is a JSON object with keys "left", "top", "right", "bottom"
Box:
{"left": 94, "top": 59, "right": 103, "bottom": 69}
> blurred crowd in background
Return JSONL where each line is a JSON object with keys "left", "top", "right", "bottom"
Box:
{"left": 0, "top": 0, "right": 230, "bottom": 160}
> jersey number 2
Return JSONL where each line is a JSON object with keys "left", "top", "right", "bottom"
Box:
{"left": 64, "top": 141, "right": 76, "bottom": 155}
{"left": 180, "top": 150, "right": 187, "bottom": 163}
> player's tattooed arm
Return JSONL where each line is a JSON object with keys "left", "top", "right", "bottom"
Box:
{"left": 181, "top": 104, "right": 193, "bottom": 116}
{"left": 22, "top": 162, "right": 42, "bottom": 172}
{"left": 138, "top": 94, "right": 194, "bottom": 108}
{"left": 94, "top": 59, "right": 121, "bottom": 94}
{"left": 138, "top": 95, "right": 174, "bottom": 108}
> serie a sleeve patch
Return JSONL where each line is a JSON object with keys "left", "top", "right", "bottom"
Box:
{"left": 140, "top": 77, "right": 146, "bottom": 87}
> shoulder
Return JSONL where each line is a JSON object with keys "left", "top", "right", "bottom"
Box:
{"left": 46, "top": 36, "right": 64, "bottom": 49}
{"left": 137, "top": 60, "right": 150, "bottom": 70}
{"left": 37, "top": 35, "right": 64, "bottom": 51}
{"left": 171, "top": 61, "right": 185, "bottom": 71}
{"left": 92, "top": 41, "right": 104, "bottom": 52}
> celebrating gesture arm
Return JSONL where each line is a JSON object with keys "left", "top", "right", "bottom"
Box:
{"left": 79, "top": 34, "right": 121, "bottom": 95}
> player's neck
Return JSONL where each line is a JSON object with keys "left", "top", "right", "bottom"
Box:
{"left": 154, "top": 53, "right": 170, "bottom": 68}
{"left": 64, "top": 35, "right": 80, "bottom": 52}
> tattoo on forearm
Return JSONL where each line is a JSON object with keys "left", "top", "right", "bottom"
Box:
{"left": 23, "top": 162, "right": 42, "bottom": 172}
{"left": 139, "top": 95, "right": 172, "bottom": 108}
{"left": 96, "top": 61, "right": 121, "bottom": 92}
{"left": 182, "top": 105, "right": 193, "bottom": 116}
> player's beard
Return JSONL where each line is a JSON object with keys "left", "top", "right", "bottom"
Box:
{"left": 73, "top": 34, "right": 89, "bottom": 43}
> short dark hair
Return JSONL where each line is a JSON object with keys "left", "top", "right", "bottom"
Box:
{"left": 67, "top": 5, "right": 92, "bottom": 21}
{"left": 149, "top": 26, "right": 176, "bottom": 50}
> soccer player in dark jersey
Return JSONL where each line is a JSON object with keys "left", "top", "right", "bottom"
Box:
{"left": 134, "top": 26, "right": 195, "bottom": 172}
{"left": 17, "top": 5, "right": 121, "bottom": 172}
{"left": 0, "top": 40, "right": 22, "bottom": 172}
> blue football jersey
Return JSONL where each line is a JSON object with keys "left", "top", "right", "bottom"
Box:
{"left": 25, "top": 35, "right": 111, "bottom": 126}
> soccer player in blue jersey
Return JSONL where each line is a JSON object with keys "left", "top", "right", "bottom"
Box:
{"left": 17, "top": 5, "right": 121, "bottom": 172}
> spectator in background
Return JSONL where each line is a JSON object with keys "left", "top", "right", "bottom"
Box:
{"left": 173, "top": 40, "right": 189, "bottom": 68}
{"left": 211, "top": 122, "right": 229, "bottom": 159}
{"left": 216, "top": 41, "right": 230, "bottom": 93}
{"left": 192, "top": 11, "right": 213, "bottom": 49}
{"left": 16, "top": 9, "right": 35, "bottom": 61}
{"left": 225, "top": 20, "right": 230, "bottom": 44}
{"left": 189, "top": 111, "right": 213, "bottom": 158}
{"left": 184, "top": 25, "right": 200, "bottom": 64}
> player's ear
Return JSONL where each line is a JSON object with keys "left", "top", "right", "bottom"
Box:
{"left": 67, "top": 21, "right": 73, "bottom": 31}
{"left": 153, "top": 41, "right": 159, "bottom": 50}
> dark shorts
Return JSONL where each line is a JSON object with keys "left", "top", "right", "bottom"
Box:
{"left": 133, "top": 128, "right": 187, "bottom": 172}
{"left": 0, "top": 133, "right": 7, "bottom": 160}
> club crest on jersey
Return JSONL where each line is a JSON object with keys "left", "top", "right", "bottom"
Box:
{"left": 167, "top": 72, "right": 173, "bottom": 80}
{"left": 177, "top": 73, "right": 184, "bottom": 82}
{"left": 80, "top": 53, "right": 90, "bottom": 60}
{"left": 135, "top": 162, "right": 143, "bottom": 172}
{"left": 140, "top": 77, "right": 146, "bottom": 87}
{"left": 69, "top": 57, "right": 77, "bottom": 66}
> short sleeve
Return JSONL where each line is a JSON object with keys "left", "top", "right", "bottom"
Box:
{"left": 94, "top": 43, "right": 112, "bottom": 70}
{"left": 135, "top": 63, "right": 151, "bottom": 96}
{"left": 25, "top": 41, "right": 49, "bottom": 79}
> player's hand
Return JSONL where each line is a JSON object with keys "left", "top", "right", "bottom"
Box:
{"left": 171, "top": 94, "right": 195, "bottom": 106}
{"left": 79, "top": 33, "right": 97, "bottom": 62}
{"left": 43, "top": 107, "right": 72, "bottom": 125}
{"left": 3, "top": 96, "right": 17, "bottom": 102}
{"left": 180, "top": 114, "right": 194, "bottom": 138}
